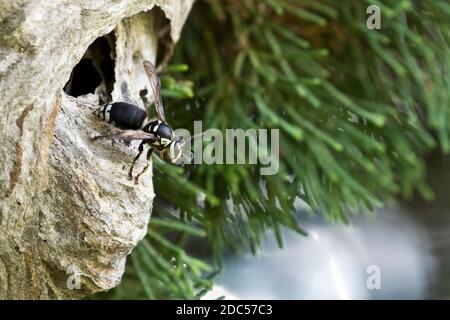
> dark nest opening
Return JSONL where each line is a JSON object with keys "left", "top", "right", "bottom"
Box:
{"left": 64, "top": 7, "right": 172, "bottom": 106}
{"left": 64, "top": 33, "right": 116, "bottom": 103}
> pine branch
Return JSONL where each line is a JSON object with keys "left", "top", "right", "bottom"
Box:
{"left": 102, "top": 0, "right": 450, "bottom": 299}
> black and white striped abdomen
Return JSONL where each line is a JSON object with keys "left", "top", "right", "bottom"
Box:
{"left": 95, "top": 102, "right": 147, "bottom": 130}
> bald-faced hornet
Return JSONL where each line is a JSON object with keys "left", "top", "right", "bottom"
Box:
{"left": 93, "top": 60, "right": 183, "bottom": 184}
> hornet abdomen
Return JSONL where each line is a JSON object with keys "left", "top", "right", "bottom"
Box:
{"left": 96, "top": 102, "right": 147, "bottom": 130}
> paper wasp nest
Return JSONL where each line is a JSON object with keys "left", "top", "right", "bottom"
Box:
{"left": 0, "top": 0, "right": 193, "bottom": 299}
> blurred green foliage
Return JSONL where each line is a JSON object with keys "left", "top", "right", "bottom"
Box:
{"left": 101, "top": 0, "right": 450, "bottom": 299}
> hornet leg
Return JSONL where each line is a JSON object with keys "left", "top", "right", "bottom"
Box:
{"left": 134, "top": 147, "right": 154, "bottom": 185}
{"left": 128, "top": 141, "right": 145, "bottom": 180}
{"left": 159, "top": 150, "right": 167, "bottom": 161}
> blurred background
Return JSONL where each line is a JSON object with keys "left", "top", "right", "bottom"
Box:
{"left": 207, "top": 154, "right": 450, "bottom": 300}
{"left": 94, "top": 0, "right": 450, "bottom": 300}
